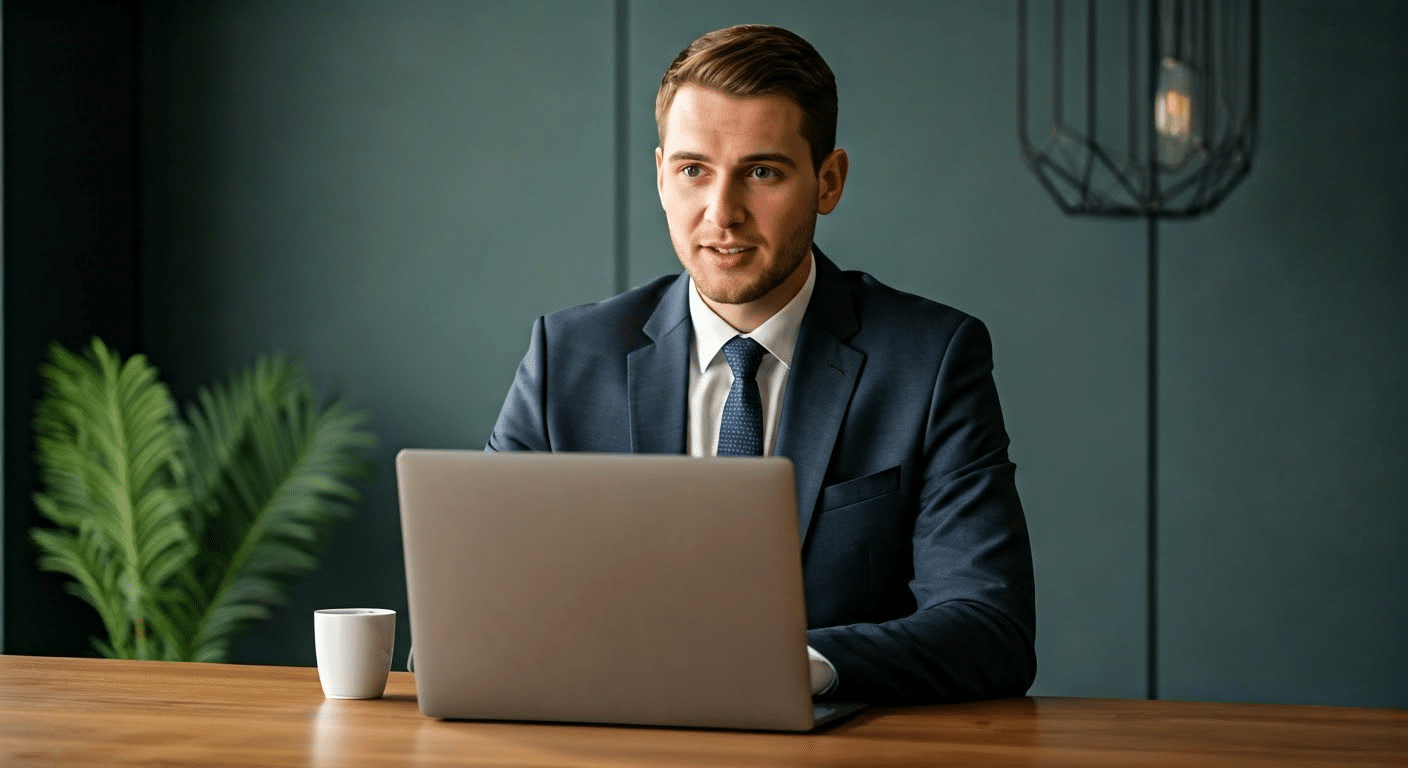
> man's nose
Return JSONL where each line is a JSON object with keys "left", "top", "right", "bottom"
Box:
{"left": 704, "top": 180, "right": 745, "bottom": 229}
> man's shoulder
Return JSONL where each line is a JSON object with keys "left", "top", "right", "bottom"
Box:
{"left": 831, "top": 264, "right": 980, "bottom": 335}
{"left": 540, "top": 272, "right": 683, "bottom": 339}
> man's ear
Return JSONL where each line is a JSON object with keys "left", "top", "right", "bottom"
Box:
{"left": 816, "top": 148, "right": 849, "bottom": 215}
{"left": 655, "top": 146, "right": 665, "bottom": 208}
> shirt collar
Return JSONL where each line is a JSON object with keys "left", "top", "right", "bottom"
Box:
{"left": 688, "top": 251, "right": 817, "bottom": 372}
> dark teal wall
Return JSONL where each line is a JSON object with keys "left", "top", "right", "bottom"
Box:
{"left": 3, "top": 0, "right": 139, "bottom": 658}
{"left": 1158, "top": 3, "right": 1408, "bottom": 704}
{"left": 138, "top": 0, "right": 617, "bottom": 667}
{"left": 3, "top": 0, "right": 1404, "bottom": 708}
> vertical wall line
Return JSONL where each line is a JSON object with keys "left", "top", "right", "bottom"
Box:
{"left": 132, "top": 4, "right": 144, "bottom": 353}
{"left": 613, "top": 0, "right": 629, "bottom": 295}
{"left": 1146, "top": 0, "right": 1162, "bottom": 702}
{"left": 1146, "top": 215, "right": 1159, "bottom": 701}
{"left": 0, "top": 1, "right": 7, "bottom": 654}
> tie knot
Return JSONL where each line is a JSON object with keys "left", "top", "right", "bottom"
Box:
{"left": 722, "top": 336, "right": 766, "bottom": 380}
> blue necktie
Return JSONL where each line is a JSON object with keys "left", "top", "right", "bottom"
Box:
{"left": 717, "top": 336, "right": 767, "bottom": 456}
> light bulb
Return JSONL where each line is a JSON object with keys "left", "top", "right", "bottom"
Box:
{"left": 1155, "top": 57, "right": 1198, "bottom": 169}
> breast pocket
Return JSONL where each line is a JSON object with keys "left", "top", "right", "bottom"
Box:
{"left": 819, "top": 465, "right": 901, "bottom": 511}
{"left": 805, "top": 466, "right": 905, "bottom": 626}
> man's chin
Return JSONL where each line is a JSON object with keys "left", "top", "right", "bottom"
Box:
{"left": 690, "top": 260, "right": 807, "bottom": 308}
{"left": 696, "top": 282, "right": 768, "bottom": 306}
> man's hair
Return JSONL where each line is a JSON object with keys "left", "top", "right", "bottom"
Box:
{"left": 655, "top": 24, "right": 838, "bottom": 171}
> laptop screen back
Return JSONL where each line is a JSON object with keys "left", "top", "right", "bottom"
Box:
{"left": 396, "top": 450, "right": 816, "bottom": 731}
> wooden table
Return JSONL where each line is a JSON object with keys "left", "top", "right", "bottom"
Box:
{"left": 1, "top": 655, "right": 1403, "bottom": 766}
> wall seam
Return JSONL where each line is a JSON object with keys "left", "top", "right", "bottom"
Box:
{"left": 1147, "top": 217, "right": 1159, "bottom": 700}
{"left": 132, "top": 3, "right": 143, "bottom": 353}
{"left": 613, "top": 0, "right": 629, "bottom": 295}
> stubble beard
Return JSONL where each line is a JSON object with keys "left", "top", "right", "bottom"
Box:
{"left": 678, "top": 217, "right": 815, "bottom": 306}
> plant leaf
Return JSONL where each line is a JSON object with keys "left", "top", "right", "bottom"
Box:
{"left": 30, "top": 339, "right": 193, "bottom": 659}
{"left": 31, "top": 341, "right": 374, "bottom": 663}
{"left": 176, "top": 357, "right": 375, "bottom": 662}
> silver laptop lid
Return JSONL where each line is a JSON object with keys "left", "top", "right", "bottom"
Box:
{"left": 397, "top": 450, "right": 816, "bottom": 731}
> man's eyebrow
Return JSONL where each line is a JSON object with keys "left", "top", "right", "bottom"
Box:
{"left": 739, "top": 152, "right": 798, "bottom": 168}
{"left": 665, "top": 151, "right": 799, "bottom": 168}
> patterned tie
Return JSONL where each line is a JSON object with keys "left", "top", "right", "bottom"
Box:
{"left": 717, "top": 336, "right": 767, "bottom": 456}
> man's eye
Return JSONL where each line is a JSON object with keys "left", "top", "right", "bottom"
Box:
{"left": 750, "top": 166, "right": 779, "bottom": 180}
{"left": 681, "top": 165, "right": 703, "bottom": 178}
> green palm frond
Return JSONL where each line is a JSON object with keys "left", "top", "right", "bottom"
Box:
{"left": 30, "top": 340, "right": 375, "bottom": 662}
{"left": 31, "top": 339, "right": 192, "bottom": 660}
{"left": 177, "top": 358, "right": 375, "bottom": 662}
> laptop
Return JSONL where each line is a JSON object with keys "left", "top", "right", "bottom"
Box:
{"left": 395, "top": 449, "right": 866, "bottom": 731}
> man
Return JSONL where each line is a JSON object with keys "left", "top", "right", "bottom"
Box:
{"left": 487, "top": 24, "right": 1035, "bottom": 705}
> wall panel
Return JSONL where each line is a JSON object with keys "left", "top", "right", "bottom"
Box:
{"left": 1158, "top": 0, "right": 1408, "bottom": 708}
{"left": 139, "top": 0, "right": 617, "bottom": 666}
{"left": 3, "top": 0, "right": 139, "bottom": 657}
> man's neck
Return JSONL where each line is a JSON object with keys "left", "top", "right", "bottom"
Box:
{"left": 701, "top": 253, "right": 814, "bottom": 334}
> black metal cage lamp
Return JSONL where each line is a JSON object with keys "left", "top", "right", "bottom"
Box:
{"left": 1019, "top": 0, "right": 1259, "bottom": 218}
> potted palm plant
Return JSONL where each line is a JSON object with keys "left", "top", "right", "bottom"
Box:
{"left": 30, "top": 338, "right": 376, "bottom": 661}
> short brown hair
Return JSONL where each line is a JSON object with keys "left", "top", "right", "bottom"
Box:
{"left": 656, "top": 25, "right": 838, "bottom": 171}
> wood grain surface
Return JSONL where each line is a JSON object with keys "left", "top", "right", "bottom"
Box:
{"left": 2, "top": 655, "right": 1404, "bottom": 766}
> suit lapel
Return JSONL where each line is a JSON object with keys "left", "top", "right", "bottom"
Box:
{"left": 624, "top": 255, "right": 864, "bottom": 542}
{"left": 776, "top": 250, "right": 864, "bottom": 544}
{"left": 627, "top": 273, "right": 691, "bottom": 454}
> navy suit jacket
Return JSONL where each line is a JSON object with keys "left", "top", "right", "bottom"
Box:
{"left": 487, "top": 249, "right": 1036, "bottom": 704}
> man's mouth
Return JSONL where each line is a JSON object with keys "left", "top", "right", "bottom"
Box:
{"left": 704, "top": 245, "right": 753, "bottom": 255}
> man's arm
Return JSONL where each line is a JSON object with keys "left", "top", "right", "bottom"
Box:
{"left": 808, "top": 316, "right": 1037, "bottom": 704}
{"left": 486, "top": 316, "right": 551, "bottom": 453}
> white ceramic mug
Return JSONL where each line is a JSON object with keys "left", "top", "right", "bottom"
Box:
{"left": 314, "top": 608, "right": 396, "bottom": 699}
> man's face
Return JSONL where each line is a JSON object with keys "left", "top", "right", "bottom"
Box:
{"left": 656, "top": 85, "right": 846, "bottom": 329}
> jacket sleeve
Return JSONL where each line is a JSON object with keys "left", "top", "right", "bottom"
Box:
{"left": 806, "top": 316, "right": 1037, "bottom": 704}
{"left": 485, "top": 316, "right": 551, "bottom": 452}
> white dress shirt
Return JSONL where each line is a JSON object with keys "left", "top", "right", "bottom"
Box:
{"left": 683, "top": 252, "right": 837, "bottom": 695}
{"left": 686, "top": 252, "right": 817, "bottom": 458}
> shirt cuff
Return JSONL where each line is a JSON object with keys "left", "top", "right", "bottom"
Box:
{"left": 807, "top": 645, "right": 838, "bottom": 696}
